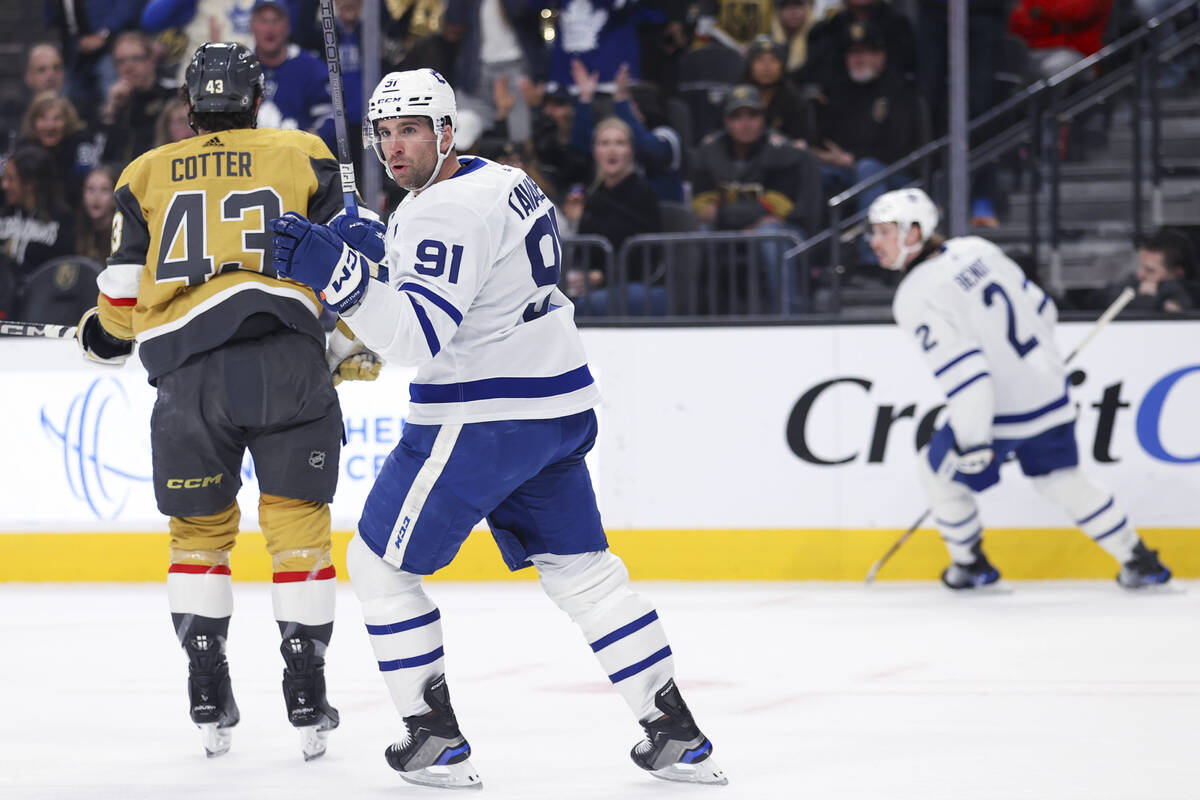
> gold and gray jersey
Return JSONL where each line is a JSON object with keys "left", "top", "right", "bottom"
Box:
{"left": 98, "top": 127, "right": 344, "bottom": 379}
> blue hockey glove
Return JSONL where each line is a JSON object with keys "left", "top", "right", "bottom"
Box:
{"left": 270, "top": 212, "right": 369, "bottom": 313}
{"left": 329, "top": 214, "right": 386, "bottom": 264}
{"left": 76, "top": 307, "right": 133, "bottom": 366}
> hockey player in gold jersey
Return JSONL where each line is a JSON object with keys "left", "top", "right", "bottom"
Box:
{"left": 75, "top": 42, "right": 375, "bottom": 761}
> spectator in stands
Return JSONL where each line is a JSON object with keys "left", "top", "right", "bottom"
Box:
{"left": 1101, "top": 229, "right": 1196, "bottom": 313}
{"left": 44, "top": 0, "right": 143, "bottom": 118}
{"left": 772, "top": 0, "right": 816, "bottom": 83}
{"left": 250, "top": 0, "right": 336, "bottom": 150}
{"left": 154, "top": 97, "right": 195, "bottom": 147}
{"left": 141, "top": 0, "right": 257, "bottom": 83}
{"left": 1, "top": 43, "right": 67, "bottom": 154}
{"left": 691, "top": 85, "right": 823, "bottom": 310}
{"left": 99, "top": 32, "right": 180, "bottom": 165}
{"left": 0, "top": 146, "right": 75, "bottom": 286}
{"left": 811, "top": 22, "right": 922, "bottom": 261}
{"left": 527, "top": 81, "right": 594, "bottom": 201}
{"left": 694, "top": 0, "right": 774, "bottom": 50}
{"left": 20, "top": 92, "right": 102, "bottom": 200}
{"left": 563, "top": 117, "right": 664, "bottom": 314}
{"left": 568, "top": 62, "right": 686, "bottom": 203}
{"left": 442, "top": 0, "right": 546, "bottom": 144}
{"left": 546, "top": 0, "right": 645, "bottom": 93}
{"left": 743, "top": 34, "right": 815, "bottom": 144}
{"left": 74, "top": 165, "right": 118, "bottom": 264}
{"left": 1010, "top": 0, "right": 1114, "bottom": 79}
{"left": 806, "top": 0, "right": 917, "bottom": 88}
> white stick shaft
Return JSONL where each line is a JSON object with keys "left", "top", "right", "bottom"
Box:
{"left": 1065, "top": 286, "right": 1135, "bottom": 364}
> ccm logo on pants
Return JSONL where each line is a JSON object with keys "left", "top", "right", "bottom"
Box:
{"left": 166, "top": 474, "right": 224, "bottom": 489}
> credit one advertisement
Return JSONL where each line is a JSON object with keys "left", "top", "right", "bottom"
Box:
{"left": 0, "top": 322, "right": 1195, "bottom": 532}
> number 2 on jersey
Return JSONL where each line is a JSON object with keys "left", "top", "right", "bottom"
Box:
{"left": 982, "top": 281, "right": 1038, "bottom": 357}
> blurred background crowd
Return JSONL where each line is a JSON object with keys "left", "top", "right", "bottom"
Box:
{"left": 1, "top": 0, "right": 1198, "bottom": 324}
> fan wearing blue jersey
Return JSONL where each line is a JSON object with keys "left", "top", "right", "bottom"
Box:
{"left": 867, "top": 188, "right": 1172, "bottom": 591}
{"left": 268, "top": 68, "right": 726, "bottom": 790}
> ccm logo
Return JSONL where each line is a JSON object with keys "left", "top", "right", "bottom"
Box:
{"left": 166, "top": 474, "right": 223, "bottom": 489}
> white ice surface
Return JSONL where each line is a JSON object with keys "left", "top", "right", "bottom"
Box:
{"left": 3, "top": 581, "right": 1198, "bottom": 800}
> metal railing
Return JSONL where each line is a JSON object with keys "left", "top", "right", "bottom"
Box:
{"left": 564, "top": 230, "right": 807, "bottom": 318}
{"left": 796, "top": 0, "right": 1200, "bottom": 306}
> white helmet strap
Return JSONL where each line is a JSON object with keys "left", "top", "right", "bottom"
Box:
{"left": 415, "top": 117, "right": 453, "bottom": 193}
{"left": 892, "top": 222, "right": 922, "bottom": 270}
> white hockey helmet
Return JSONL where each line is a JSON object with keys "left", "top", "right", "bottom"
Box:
{"left": 867, "top": 188, "right": 939, "bottom": 270}
{"left": 365, "top": 68, "right": 458, "bottom": 190}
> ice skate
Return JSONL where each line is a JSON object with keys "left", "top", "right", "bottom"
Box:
{"left": 185, "top": 633, "right": 239, "bottom": 758}
{"left": 280, "top": 636, "right": 340, "bottom": 761}
{"left": 941, "top": 542, "right": 1004, "bottom": 591}
{"left": 1117, "top": 543, "right": 1174, "bottom": 590}
{"left": 384, "top": 675, "right": 482, "bottom": 790}
{"left": 631, "top": 679, "right": 727, "bottom": 785}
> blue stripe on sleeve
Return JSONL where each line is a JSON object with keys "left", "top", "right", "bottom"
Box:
{"left": 407, "top": 294, "right": 440, "bottom": 357}
{"left": 410, "top": 365, "right": 594, "bottom": 404}
{"left": 589, "top": 611, "right": 659, "bottom": 652}
{"left": 365, "top": 609, "right": 441, "bottom": 636}
{"left": 947, "top": 371, "right": 990, "bottom": 398}
{"left": 608, "top": 646, "right": 672, "bottom": 684}
{"left": 1038, "top": 294, "right": 1051, "bottom": 314}
{"left": 400, "top": 281, "right": 463, "bottom": 325}
{"left": 934, "top": 349, "right": 983, "bottom": 377}
{"left": 378, "top": 646, "right": 445, "bottom": 671}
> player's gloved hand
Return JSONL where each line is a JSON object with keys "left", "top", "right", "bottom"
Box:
{"left": 329, "top": 214, "right": 386, "bottom": 264}
{"left": 76, "top": 306, "right": 133, "bottom": 366}
{"left": 325, "top": 326, "right": 382, "bottom": 386}
{"left": 953, "top": 444, "right": 994, "bottom": 475}
{"left": 270, "top": 211, "right": 369, "bottom": 313}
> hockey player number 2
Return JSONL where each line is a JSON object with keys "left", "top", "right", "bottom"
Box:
{"left": 982, "top": 282, "right": 1039, "bottom": 357}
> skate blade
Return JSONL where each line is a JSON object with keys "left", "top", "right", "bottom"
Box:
{"left": 944, "top": 579, "right": 1013, "bottom": 595}
{"left": 648, "top": 756, "right": 728, "bottom": 785}
{"left": 198, "top": 722, "right": 232, "bottom": 758}
{"left": 299, "top": 724, "right": 330, "bottom": 761}
{"left": 1120, "top": 581, "right": 1185, "bottom": 595}
{"left": 398, "top": 760, "right": 484, "bottom": 791}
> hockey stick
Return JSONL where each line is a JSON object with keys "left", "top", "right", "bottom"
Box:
{"left": 318, "top": 0, "right": 359, "bottom": 217}
{"left": 864, "top": 286, "right": 1137, "bottom": 584}
{"left": 0, "top": 320, "right": 77, "bottom": 338}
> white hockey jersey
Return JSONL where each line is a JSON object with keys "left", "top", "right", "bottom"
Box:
{"left": 343, "top": 156, "right": 601, "bottom": 424}
{"left": 892, "top": 236, "right": 1074, "bottom": 447}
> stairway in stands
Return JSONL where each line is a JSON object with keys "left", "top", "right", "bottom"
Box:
{"left": 979, "top": 85, "right": 1200, "bottom": 305}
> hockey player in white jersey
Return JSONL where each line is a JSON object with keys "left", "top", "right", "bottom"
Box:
{"left": 267, "top": 68, "right": 726, "bottom": 789}
{"left": 867, "top": 187, "right": 1172, "bottom": 590}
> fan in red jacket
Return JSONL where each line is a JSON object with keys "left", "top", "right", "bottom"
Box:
{"left": 1010, "top": 0, "right": 1114, "bottom": 77}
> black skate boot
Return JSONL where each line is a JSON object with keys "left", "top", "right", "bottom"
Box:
{"left": 280, "top": 636, "right": 340, "bottom": 761}
{"left": 1117, "top": 542, "right": 1172, "bottom": 589}
{"left": 384, "top": 675, "right": 481, "bottom": 790}
{"left": 185, "top": 633, "right": 239, "bottom": 758}
{"left": 940, "top": 540, "right": 1002, "bottom": 590}
{"left": 631, "top": 679, "right": 727, "bottom": 785}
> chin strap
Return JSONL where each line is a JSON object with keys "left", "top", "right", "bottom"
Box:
{"left": 890, "top": 223, "right": 924, "bottom": 270}
{"left": 415, "top": 120, "right": 454, "bottom": 193}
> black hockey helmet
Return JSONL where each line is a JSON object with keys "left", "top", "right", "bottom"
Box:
{"left": 185, "top": 42, "right": 264, "bottom": 113}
